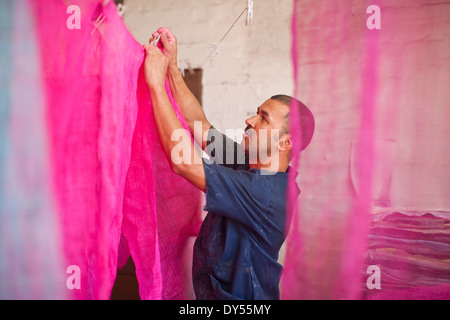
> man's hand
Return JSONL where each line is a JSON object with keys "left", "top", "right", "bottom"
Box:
{"left": 143, "top": 42, "right": 169, "bottom": 89}
{"left": 150, "top": 28, "right": 211, "bottom": 151}
{"left": 143, "top": 32, "right": 206, "bottom": 192}
{"left": 151, "top": 27, "right": 178, "bottom": 73}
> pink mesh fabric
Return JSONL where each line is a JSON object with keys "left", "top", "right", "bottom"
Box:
{"left": 282, "top": 0, "right": 450, "bottom": 300}
{"left": 122, "top": 58, "right": 202, "bottom": 300}
{"left": 31, "top": 0, "right": 201, "bottom": 299}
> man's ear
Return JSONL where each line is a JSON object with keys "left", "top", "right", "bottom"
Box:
{"left": 278, "top": 134, "right": 293, "bottom": 152}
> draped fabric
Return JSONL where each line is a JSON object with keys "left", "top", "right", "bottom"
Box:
{"left": 282, "top": 0, "right": 450, "bottom": 300}
{"left": 1, "top": 0, "right": 201, "bottom": 299}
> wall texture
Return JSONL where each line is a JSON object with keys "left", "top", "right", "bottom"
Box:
{"left": 123, "top": 0, "right": 294, "bottom": 134}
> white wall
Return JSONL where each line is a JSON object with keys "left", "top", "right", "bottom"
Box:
{"left": 123, "top": 0, "right": 294, "bottom": 134}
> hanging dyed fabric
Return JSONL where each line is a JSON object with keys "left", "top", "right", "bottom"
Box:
{"left": 1, "top": 0, "right": 201, "bottom": 299}
{"left": 282, "top": 0, "right": 450, "bottom": 300}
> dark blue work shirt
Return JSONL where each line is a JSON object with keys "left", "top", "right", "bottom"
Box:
{"left": 192, "top": 126, "right": 299, "bottom": 300}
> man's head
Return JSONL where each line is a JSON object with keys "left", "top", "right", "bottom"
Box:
{"left": 241, "top": 95, "right": 315, "bottom": 168}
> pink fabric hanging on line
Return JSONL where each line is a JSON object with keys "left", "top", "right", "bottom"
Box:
{"left": 282, "top": 0, "right": 450, "bottom": 300}
{"left": 31, "top": 0, "right": 201, "bottom": 299}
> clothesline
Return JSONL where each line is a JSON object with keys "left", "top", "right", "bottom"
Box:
{"left": 201, "top": 6, "right": 250, "bottom": 66}
{"left": 109, "top": 0, "right": 254, "bottom": 69}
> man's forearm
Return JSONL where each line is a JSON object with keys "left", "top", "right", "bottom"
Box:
{"left": 148, "top": 83, "right": 206, "bottom": 191}
{"left": 166, "top": 66, "right": 211, "bottom": 149}
{"left": 149, "top": 85, "right": 188, "bottom": 162}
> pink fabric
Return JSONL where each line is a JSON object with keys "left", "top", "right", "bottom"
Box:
{"left": 282, "top": 0, "right": 450, "bottom": 300}
{"left": 0, "top": 0, "right": 67, "bottom": 299}
{"left": 364, "top": 212, "right": 450, "bottom": 299}
{"left": 31, "top": 0, "right": 201, "bottom": 299}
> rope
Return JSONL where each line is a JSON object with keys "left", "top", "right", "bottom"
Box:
{"left": 202, "top": 6, "right": 249, "bottom": 65}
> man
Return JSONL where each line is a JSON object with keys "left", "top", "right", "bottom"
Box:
{"left": 143, "top": 28, "right": 314, "bottom": 300}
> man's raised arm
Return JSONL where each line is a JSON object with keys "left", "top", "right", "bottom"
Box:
{"left": 143, "top": 41, "right": 206, "bottom": 192}
{"left": 151, "top": 28, "right": 211, "bottom": 150}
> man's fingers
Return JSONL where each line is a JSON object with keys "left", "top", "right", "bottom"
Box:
{"left": 160, "top": 32, "right": 170, "bottom": 47}
{"left": 157, "top": 27, "right": 176, "bottom": 42}
{"left": 143, "top": 44, "right": 168, "bottom": 64}
{"left": 144, "top": 43, "right": 156, "bottom": 50}
{"left": 143, "top": 43, "right": 158, "bottom": 56}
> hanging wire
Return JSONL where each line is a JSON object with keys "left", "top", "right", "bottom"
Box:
{"left": 201, "top": 6, "right": 249, "bottom": 65}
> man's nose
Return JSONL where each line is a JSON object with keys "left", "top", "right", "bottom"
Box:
{"left": 245, "top": 115, "right": 257, "bottom": 129}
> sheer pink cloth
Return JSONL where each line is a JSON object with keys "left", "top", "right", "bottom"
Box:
{"left": 282, "top": 0, "right": 450, "bottom": 300}
{"left": 32, "top": 0, "right": 201, "bottom": 299}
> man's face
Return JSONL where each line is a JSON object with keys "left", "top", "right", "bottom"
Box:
{"left": 241, "top": 99, "right": 290, "bottom": 163}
